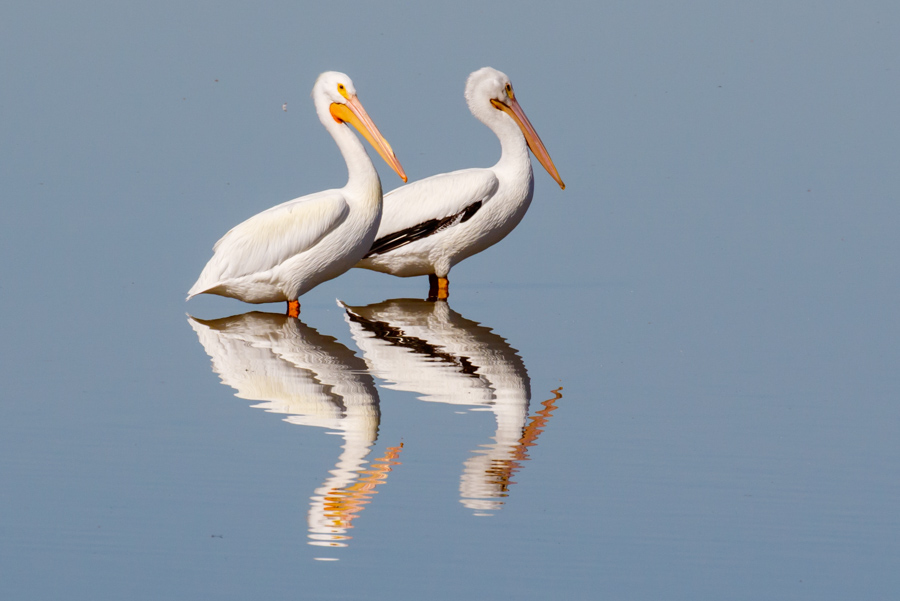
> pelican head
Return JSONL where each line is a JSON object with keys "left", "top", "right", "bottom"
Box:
{"left": 313, "top": 71, "right": 407, "bottom": 182}
{"left": 465, "top": 67, "right": 564, "bottom": 190}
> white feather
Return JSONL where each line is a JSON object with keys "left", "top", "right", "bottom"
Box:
{"left": 187, "top": 71, "right": 405, "bottom": 305}
{"left": 374, "top": 169, "right": 498, "bottom": 237}
{"left": 354, "top": 67, "right": 563, "bottom": 284}
{"left": 188, "top": 191, "right": 350, "bottom": 300}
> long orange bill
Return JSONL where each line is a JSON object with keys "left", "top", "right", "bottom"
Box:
{"left": 492, "top": 97, "right": 565, "bottom": 190}
{"left": 331, "top": 96, "right": 407, "bottom": 182}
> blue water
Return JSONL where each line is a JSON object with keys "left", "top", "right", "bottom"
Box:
{"left": 2, "top": 1, "right": 899, "bottom": 599}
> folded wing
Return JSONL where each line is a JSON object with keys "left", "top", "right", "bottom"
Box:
{"left": 365, "top": 169, "right": 499, "bottom": 257}
{"left": 188, "top": 191, "right": 350, "bottom": 298}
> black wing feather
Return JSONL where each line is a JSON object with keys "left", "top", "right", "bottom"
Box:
{"left": 343, "top": 309, "right": 479, "bottom": 376}
{"left": 365, "top": 200, "right": 484, "bottom": 258}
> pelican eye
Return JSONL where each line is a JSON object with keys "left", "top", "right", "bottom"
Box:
{"left": 337, "top": 83, "right": 350, "bottom": 99}
{"left": 505, "top": 83, "right": 514, "bottom": 98}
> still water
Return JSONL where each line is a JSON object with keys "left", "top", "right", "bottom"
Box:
{"left": 2, "top": 1, "right": 900, "bottom": 600}
{"left": 189, "top": 298, "right": 559, "bottom": 550}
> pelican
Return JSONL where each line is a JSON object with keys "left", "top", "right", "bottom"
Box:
{"left": 355, "top": 67, "right": 564, "bottom": 299}
{"left": 339, "top": 298, "right": 562, "bottom": 515}
{"left": 187, "top": 71, "right": 407, "bottom": 317}
{"left": 187, "top": 312, "right": 400, "bottom": 551}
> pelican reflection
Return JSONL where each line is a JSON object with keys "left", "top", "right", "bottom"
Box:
{"left": 339, "top": 298, "right": 561, "bottom": 515}
{"left": 187, "top": 312, "right": 402, "bottom": 551}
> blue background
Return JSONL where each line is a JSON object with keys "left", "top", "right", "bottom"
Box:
{"left": 1, "top": 1, "right": 898, "bottom": 599}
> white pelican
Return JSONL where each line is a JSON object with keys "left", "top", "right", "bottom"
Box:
{"left": 187, "top": 72, "right": 407, "bottom": 316}
{"left": 187, "top": 312, "right": 401, "bottom": 551}
{"left": 355, "top": 67, "right": 564, "bottom": 299}
{"left": 340, "top": 298, "right": 561, "bottom": 514}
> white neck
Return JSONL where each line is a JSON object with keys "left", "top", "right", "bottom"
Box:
{"left": 470, "top": 100, "right": 531, "bottom": 173}
{"left": 480, "top": 110, "right": 533, "bottom": 185}
{"left": 316, "top": 101, "right": 382, "bottom": 203}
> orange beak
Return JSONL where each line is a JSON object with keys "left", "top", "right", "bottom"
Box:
{"left": 331, "top": 96, "right": 407, "bottom": 182}
{"left": 492, "top": 97, "right": 565, "bottom": 190}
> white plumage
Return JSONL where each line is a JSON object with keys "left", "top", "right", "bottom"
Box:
{"left": 339, "top": 298, "right": 559, "bottom": 514}
{"left": 355, "top": 67, "right": 564, "bottom": 299}
{"left": 187, "top": 312, "right": 393, "bottom": 549}
{"left": 188, "top": 71, "right": 406, "bottom": 311}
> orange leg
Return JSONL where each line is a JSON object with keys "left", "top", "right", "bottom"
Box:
{"left": 427, "top": 274, "right": 449, "bottom": 301}
{"left": 287, "top": 300, "right": 300, "bottom": 318}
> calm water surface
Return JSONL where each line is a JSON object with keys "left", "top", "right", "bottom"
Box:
{"left": 2, "top": 1, "right": 899, "bottom": 600}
